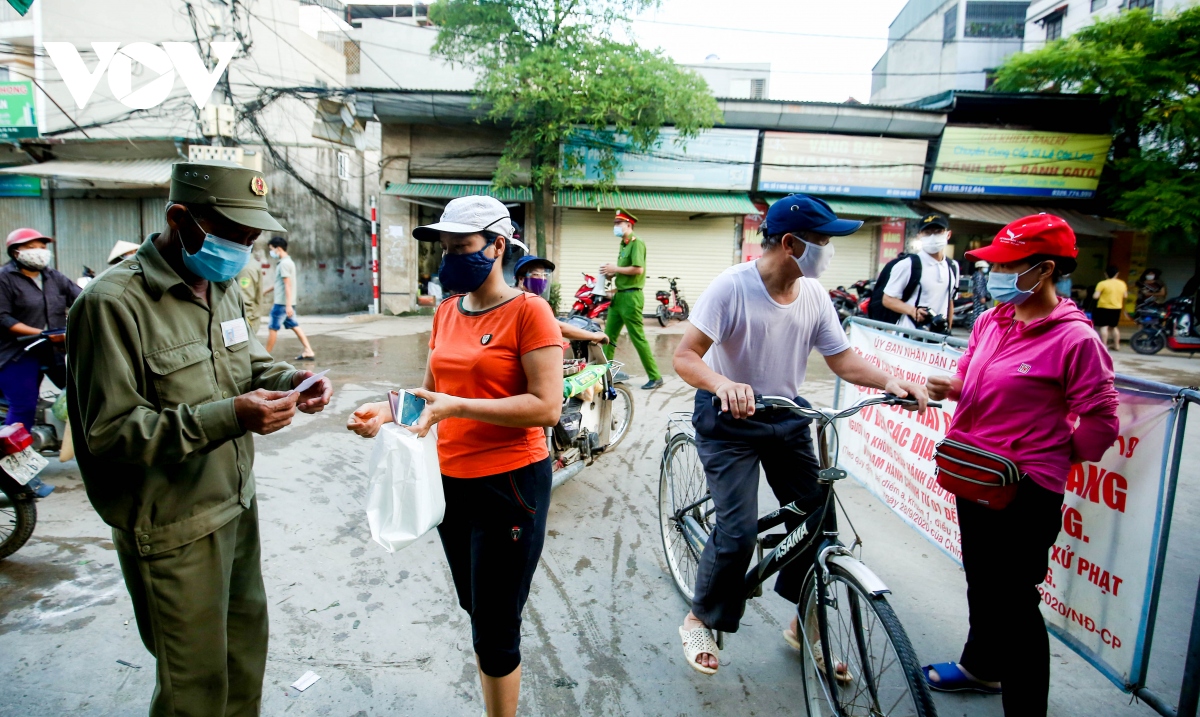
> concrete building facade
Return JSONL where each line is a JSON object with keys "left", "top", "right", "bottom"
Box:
{"left": 0, "top": 0, "right": 373, "bottom": 314}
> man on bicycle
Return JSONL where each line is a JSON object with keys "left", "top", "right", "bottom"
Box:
{"left": 673, "top": 194, "right": 928, "bottom": 674}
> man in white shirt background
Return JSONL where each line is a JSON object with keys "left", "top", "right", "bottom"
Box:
{"left": 881, "top": 213, "right": 959, "bottom": 332}
{"left": 671, "top": 194, "right": 929, "bottom": 675}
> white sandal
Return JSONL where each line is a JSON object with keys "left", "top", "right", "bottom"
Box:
{"left": 679, "top": 625, "right": 720, "bottom": 675}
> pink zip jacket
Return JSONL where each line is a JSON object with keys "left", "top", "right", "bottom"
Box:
{"left": 945, "top": 299, "right": 1120, "bottom": 494}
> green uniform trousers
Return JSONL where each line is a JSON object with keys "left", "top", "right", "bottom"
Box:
{"left": 114, "top": 500, "right": 268, "bottom": 717}
{"left": 603, "top": 288, "right": 660, "bottom": 380}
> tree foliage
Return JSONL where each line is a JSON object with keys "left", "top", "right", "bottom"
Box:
{"left": 429, "top": 0, "right": 721, "bottom": 255}
{"left": 993, "top": 7, "right": 1200, "bottom": 273}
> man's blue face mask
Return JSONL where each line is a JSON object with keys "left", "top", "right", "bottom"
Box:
{"left": 180, "top": 212, "right": 252, "bottom": 282}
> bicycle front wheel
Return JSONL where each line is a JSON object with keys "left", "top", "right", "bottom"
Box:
{"left": 608, "top": 383, "right": 634, "bottom": 448}
{"left": 658, "top": 433, "right": 710, "bottom": 602}
{"left": 798, "top": 562, "right": 936, "bottom": 717}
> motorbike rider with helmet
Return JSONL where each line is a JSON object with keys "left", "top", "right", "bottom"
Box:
{"left": 0, "top": 228, "right": 79, "bottom": 428}
{"left": 514, "top": 255, "right": 609, "bottom": 344}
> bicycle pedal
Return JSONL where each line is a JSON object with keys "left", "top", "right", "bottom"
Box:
{"left": 760, "top": 533, "right": 785, "bottom": 550}
{"left": 818, "top": 467, "right": 847, "bottom": 482}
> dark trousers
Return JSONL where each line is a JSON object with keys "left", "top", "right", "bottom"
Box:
{"left": 0, "top": 353, "right": 41, "bottom": 428}
{"left": 690, "top": 390, "right": 822, "bottom": 633}
{"left": 114, "top": 501, "right": 268, "bottom": 717}
{"left": 438, "top": 458, "right": 552, "bottom": 677}
{"left": 958, "top": 478, "right": 1064, "bottom": 717}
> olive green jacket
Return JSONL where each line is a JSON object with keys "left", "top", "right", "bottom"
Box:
{"left": 66, "top": 237, "right": 297, "bottom": 556}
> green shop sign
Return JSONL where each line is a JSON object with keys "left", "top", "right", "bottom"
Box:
{"left": 0, "top": 81, "right": 37, "bottom": 140}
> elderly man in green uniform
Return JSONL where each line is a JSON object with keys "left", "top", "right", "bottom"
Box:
{"left": 66, "top": 161, "right": 333, "bottom": 717}
{"left": 601, "top": 209, "right": 663, "bottom": 390}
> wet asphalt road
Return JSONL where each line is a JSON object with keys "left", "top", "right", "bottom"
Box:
{"left": 0, "top": 315, "right": 1196, "bottom": 717}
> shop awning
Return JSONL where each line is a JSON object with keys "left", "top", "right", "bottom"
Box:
{"left": 923, "top": 201, "right": 1124, "bottom": 237}
{"left": 387, "top": 183, "right": 761, "bottom": 215}
{"left": 555, "top": 189, "right": 759, "bottom": 215}
{"left": 384, "top": 182, "right": 532, "bottom": 202}
{"left": 0, "top": 159, "right": 175, "bottom": 188}
{"left": 762, "top": 195, "right": 921, "bottom": 220}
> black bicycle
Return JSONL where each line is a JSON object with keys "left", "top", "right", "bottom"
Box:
{"left": 658, "top": 393, "right": 939, "bottom": 717}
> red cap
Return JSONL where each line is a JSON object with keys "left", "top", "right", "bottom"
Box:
{"left": 966, "top": 214, "right": 1077, "bottom": 264}
{"left": 613, "top": 209, "right": 638, "bottom": 225}
{"left": 6, "top": 228, "right": 52, "bottom": 250}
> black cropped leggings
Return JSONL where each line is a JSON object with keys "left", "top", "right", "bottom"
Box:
{"left": 437, "top": 457, "right": 552, "bottom": 677}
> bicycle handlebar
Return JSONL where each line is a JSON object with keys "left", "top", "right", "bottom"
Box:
{"left": 709, "top": 393, "right": 941, "bottom": 422}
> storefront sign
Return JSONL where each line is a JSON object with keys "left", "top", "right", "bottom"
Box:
{"left": 834, "top": 321, "right": 1180, "bottom": 689}
{"left": 878, "top": 220, "right": 906, "bottom": 272}
{"left": 757, "top": 132, "right": 927, "bottom": 198}
{"left": 0, "top": 81, "right": 37, "bottom": 140}
{"left": 564, "top": 127, "right": 758, "bottom": 191}
{"left": 0, "top": 174, "right": 40, "bottom": 196}
{"left": 930, "top": 127, "right": 1112, "bottom": 199}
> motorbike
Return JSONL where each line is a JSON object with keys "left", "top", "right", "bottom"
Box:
{"left": 655, "top": 276, "right": 690, "bottom": 327}
{"left": 551, "top": 317, "right": 635, "bottom": 490}
{"left": 568, "top": 273, "right": 613, "bottom": 321}
{"left": 0, "top": 423, "right": 52, "bottom": 559}
{"left": 829, "top": 285, "right": 860, "bottom": 321}
{"left": 952, "top": 295, "right": 976, "bottom": 329}
{"left": 1130, "top": 295, "right": 1200, "bottom": 355}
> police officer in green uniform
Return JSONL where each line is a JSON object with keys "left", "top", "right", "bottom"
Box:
{"left": 601, "top": 209, "right": 663, "bottom": 390}
{"left": 66, "top": 161, "right": 333, "bottom": 717}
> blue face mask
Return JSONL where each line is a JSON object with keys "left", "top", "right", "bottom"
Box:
{"left": 987, "top": 263, "right": 1045, "bottom": 305}
{"left": 179, "top": 216, "right": 252, "bottom": 282}
{"left": 439, "top": 239, "right": 497, "bottom": 294}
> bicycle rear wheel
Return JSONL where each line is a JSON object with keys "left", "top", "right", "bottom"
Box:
{"left": 657, "top": 433, "right": 710, "bottom": 602}
{"left": 608, "top": 384, "right": 634, "bottom": 448}
{"left": 798, "top": 562, "right": 936, "bottom": 717}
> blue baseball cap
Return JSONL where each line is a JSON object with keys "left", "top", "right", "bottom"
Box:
{"left": 513, "top": 255, "right": 555, "bottom": 278}
{"left": 763, "top": 194, "right": 864, "bottom": 237}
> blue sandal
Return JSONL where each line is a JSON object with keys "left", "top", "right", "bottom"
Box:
{"left": 921, "top": 662, "right": 1002, "bottom": 694}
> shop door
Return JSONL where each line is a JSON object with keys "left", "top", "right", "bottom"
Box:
{"left": 557, "top": 209, "right": 737, "bottom": 311}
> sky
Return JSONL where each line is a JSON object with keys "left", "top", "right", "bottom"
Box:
{"left": 627, "top": 0, "right": 911, "bottom": 104}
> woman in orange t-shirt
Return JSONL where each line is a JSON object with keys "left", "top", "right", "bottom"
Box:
{"left": 347, "top": 196, "right": 562, "bottom": 717}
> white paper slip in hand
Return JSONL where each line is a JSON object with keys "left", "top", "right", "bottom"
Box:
{"left": 290, "top": 369, "right": 329, "bottom": 395}
{"left": 290, "top": 670, "right": 320, "bottom": 691}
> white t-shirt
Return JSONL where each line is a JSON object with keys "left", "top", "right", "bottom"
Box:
{"left": 689, "top": 261, "right": 851, "bottom": 398}
{"left": 883, "top": 251, "right": 958, "bottom": 329}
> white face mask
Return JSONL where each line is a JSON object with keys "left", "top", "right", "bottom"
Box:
{"left": 16, "top": 247, "right": 51, "bottom": 271}
{"left": 920, "top": 232, "right": 949, "bottom": 255}
{"left": 613, "top": 225, "right": 625, "bottom": 238}
{"left": 269, "top": 249, "right": 280, "bottom": 259}
{"left": 794, "top": 238, "right": 834, "bottom": 280}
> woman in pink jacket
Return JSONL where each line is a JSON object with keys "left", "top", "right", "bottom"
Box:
{"left": 923, "top": 214, "right": 1119, "bottom": 717}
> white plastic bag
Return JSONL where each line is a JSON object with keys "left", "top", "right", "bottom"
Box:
{"left": 365, "top": 424, "right": 445, "bottom": 552}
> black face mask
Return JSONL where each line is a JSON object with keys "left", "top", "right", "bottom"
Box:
{"left": 438, "top": 238, "right": 497, "bottom": 294}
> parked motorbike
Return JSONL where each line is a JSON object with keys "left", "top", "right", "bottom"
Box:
{"left": 551, "top": 317, "right": 634, "bottom": 490}
{"left": 568, "top": 273, "right": 612, "bottom": 321}
{"left": 0, "top": 423, "right": 53, "bottom": 560}
{"left": 1130, "top": 296, "right": 1200, "bottom": 355}
{"left": 655, "top": 276, "right": 690, "bottom": 327}
{"left": 829, "top": 285, "right": 860, "bottom": 321}
{"left": 953, "top": 295, "right": 976, "bottom": 329}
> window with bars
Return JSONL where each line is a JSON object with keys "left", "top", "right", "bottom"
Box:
{"left": 1045, "top": 10, "right": 1064, "bottom": 39}
{"left": 750, "top": 78, "right": 766, "bottom": 99}
{"left": 964, "top": 2, "right": 1029, "bottom": 38}
{"left": 344, "top": 40, "right": 361, "bottom": 75}
{"left": 1126, "top": 0, "right": 1154, "bottom": 9}
{"left": 944, "top": 5, "right": 959, "bottom": 41}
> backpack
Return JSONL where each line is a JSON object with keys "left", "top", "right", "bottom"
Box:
{"left": 868, "top": 254, "right": 922, "bottom": 323}
{"left": 868, "top": 253, "right": 959, "bottom": 324}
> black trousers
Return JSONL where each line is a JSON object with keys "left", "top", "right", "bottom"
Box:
{"left": 690, "top": 390, "right": 823, "bottom": 633}
{"left": 958, "top": 478, "right": 1064, "bottom": 717}
{"left": 437, "top": 458, "right": 552, "bottom": 678}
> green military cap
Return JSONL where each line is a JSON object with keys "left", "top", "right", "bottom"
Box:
{"left": 169, "top": 161, "right": 287, "bottom": 233}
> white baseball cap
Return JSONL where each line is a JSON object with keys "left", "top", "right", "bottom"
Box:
{"left": 413, "top": 195, "right": 514, "bottom": 242}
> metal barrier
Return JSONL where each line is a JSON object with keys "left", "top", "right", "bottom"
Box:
{"left": 836, "top": 317, "right": 1199, "bottom": 717}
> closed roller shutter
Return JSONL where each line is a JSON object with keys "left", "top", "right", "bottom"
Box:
{"left": 556, "top": 209, "right": 737, "bottom": 313}
{"left": 818, "top": 227, "right": 875, "bottom": 291}
{"left": 53, "top": 198, "right": 142, "bottom": 279}
{"left": 0, "top": 197, "right": 52, "bottom": 262}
